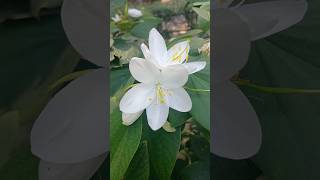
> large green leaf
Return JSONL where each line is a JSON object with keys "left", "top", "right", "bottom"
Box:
{"left": 0, "top": 111, "right": 20, "bottom": 168}
{"left": 110, "top": 109, "right": 143, "bottom": 180}
{"left": 187, "top": 57, "right": 210, "bottom": 130}
{"left": 142, "top": 117, "right": 181, "bottom": 180}
{"left": 238, "top": 1, "right": 320, "bottom": 179}
{"left": 31, "top": 0, "right": 62, "bottom": 17}
{"left": 124, "top": 141, "right": 150, "bottom": 180}
{"left": 130, "top": 17, "right": 162, "bottom": 39}
{"left": 0, "top": 145, "right": 38, "bottom": 180}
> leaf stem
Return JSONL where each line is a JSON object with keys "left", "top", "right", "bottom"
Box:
{"left": 234, "top": 80, "right": 320, "bottom": 94}
{"left": 184, "top": 86, "right": 210, "bottom": 93}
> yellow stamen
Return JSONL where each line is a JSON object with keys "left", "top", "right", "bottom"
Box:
{"left": 171, "top": 45, "right": 189, "bottom": 63}
{"left": 156, "top": 84, "right": 167, "bottom": 104}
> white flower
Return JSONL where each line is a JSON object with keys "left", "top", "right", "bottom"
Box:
{"left": 212, "top": 0, "right": 307, "bottom": 159}
{"left": 112, "top": 14, "right": 121, "bottom": 22}
{"left": 128, "top": 8, "right": 143, "bottom": 18}
{"left": 120, "top": 28, "right": 206, "bottom": 131}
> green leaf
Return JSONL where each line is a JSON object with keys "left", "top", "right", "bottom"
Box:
{"left": 187, "top": 57, "right": 210, "bottom": 130}
{"left": 124, "top": 141, "right": 150, "bottom": 180}
{"left": 110, "top": 109, "right": 143, "bottom": 180}
{"left": 0, "top": 111, "right": 20, "bottom": 168}
{"left": 238, "top": 1, "right": 320, "bottom": 179}
{"left": 48, "top": 69, "right": 93, "bottom": 92}
{"left": 168, "top": 109, "right": 191, "bottom": 128}
{"left": 31, "top": 0, "right": 62, "bottom": 17}
{"left": 131, "top": 17, "right": 162, "bottom": 39}
{"left": 142, "top": 117, "right": 181, "bottom": 180}
{"left": 180, "top": 161, "right": 210, "bottom": 180}
{"left": 211, "top": 155, "right": 261, "bottom": 180}
{"left": 192, "top": 7, "right": 210, "bottom": 21}
{"left": 0, "top": 145, "right": 38, "bottom": 180}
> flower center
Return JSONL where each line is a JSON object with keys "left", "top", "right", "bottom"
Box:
{"left": 156, "top": 84, "right": 168, "bottom": 104}
{"left": 171, "top": 46, "right": 189, "bottom": 63}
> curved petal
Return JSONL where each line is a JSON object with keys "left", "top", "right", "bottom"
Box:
{"left": 166, "top": 88, "right": 192, "bottom": 112}
{"left": 234, "top": 0, "right": 308, "bottom": 40}
{"left": 38, "top": 154, "right": 106, "bottom": 180}
{"left": 129, "top": 57, "right": 160, "bottom": 84}
{"left": 213, "top": 9, "right": 251, "bottom": 84}
{"left": 148, "top": 28, "right": 168, "bottom": 66}
{"left": 212, "top": 81, "right": 262, "bottom": 159}
{"left": 122, "top": 111, "right": 144, "bottom": 126}
{"left": 119, "top": 83, "right": 155, "bottom": 114}
{"left": 166, "top": 41, "right": 190, "bottom": 65}
{"left": 146, "top": 101, "right": 169, "bottom": 131}
{"left": 61, "top": 0, "right": 107, "bottom": 66}
{"left": 183, "top": 61, "right": 206, "bottom": 74}
{"left": 31, "top": 68, "right": 108, "bottom": 163}
{"left": 160, "top": 65, "right": 189, "bottom": 89}
{"left": 141, "top": 43, "right": 151, "bottom": 61}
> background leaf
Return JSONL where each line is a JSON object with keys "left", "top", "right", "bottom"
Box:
{"left": 124, "top": 141, "right": 150, "bottom": 180}
{"left": 237, "top": 0, "right": 320, "bottom": 179}
{"left": 142, "top": 116, "right": 181, "bottom": 180}
{"left": 110, "top": 109, "right": 143, "bottom": 180}
{"left": 187, "top": 57, "right": 210, "bottom": 130}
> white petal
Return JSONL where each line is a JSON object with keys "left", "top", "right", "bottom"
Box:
{"left": 183, "top": 61, "right": 206, "bottom": 74}
{"left": 213, "top": 9, "right": 251, "bottom": 84}
{"left": 160, "top": 65, "right": 189, "bottom": 89}
{"left": 129, "top": 57, "right": 160, "bottom": 84}
{"left": 166, "top": 41, "right": 190, "bottom": 65}
{"left": 166, "top": 88, "right": 192, "bottom": 112}
{"left": 119, "top": 83, "right": 155, "bottom": 114}
{"left": 122, "top": 111, "right": 144, "bottom": 126}
{"left": 212, "top": 81, "right": 262, "bottom": 159}
{"left": 148, "top": 28, "right": 168, "bottom": 66}
{"left": 146, "top": 101, "right": 169, "bottom": 131}
{"left": 141, "top": 43, "right": 151, "bottom": 60}
{"left": 128, "top": 8, "right": 143, "bottom": 18}
{"left": 234, "top": 0, "right": 308, "bottom": 40}
{"left": 61, "top": 0, "right": 106, "bottom": 66}
{"left": 31, "top": 68, "right": 108, "bottom": 163}
{"left": 38, "top": 154, "right": 106, "bottom": 180}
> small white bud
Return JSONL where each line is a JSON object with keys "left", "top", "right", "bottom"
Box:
{"left": 112, "top": 14, "right": 121, "bottom": 22}
{"left": 128, "top": 8, "right": 143, "bottom": 18}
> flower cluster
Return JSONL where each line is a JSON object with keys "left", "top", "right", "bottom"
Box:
{"left": 119, "top": 28, "right": 206, "bottom": 130}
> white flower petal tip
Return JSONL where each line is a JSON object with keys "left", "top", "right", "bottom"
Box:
{"left": 160, "top": 65, "right": 189, "bottom": 89}
{"left": 147, "top": 102, "right": 169, "bottom": 131}
{"left": 149, "top": 28, "right": 168, "bottom": 66}
{"left": 129, "top": 57, "right": 160, "bottom": 83}
{"left": 167, "top": 41, "right": 190, "bottom": 65}
{"left": 183, "top": 61, "right": 206, "bottom": 74}
{"left": 31, "top": 69, "right": 108, "bottom": 163}
{"left": 122, "top": 111, "right": 144, "bottom": 126}
{"left": 234, "top": 0, "right": 308, "bottom": 40}
{"left": 140, "top": 43, "right": 151, "bottom": 60}
{"left": 167, "top": 88, "right": 192, "bottom": 112}
{"left": 119, "top": 83, "right": 155, "bottom": 114}
{"left": 128, "top": 8, "right": 143, "bottom": 18}
{"left": 38, "top": 154, "right": 106, "bottom": 180}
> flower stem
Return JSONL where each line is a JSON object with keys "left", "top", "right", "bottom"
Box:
{"left": 233, "top": 80, "right": 320, "bottom": 94}
{"left": 184, "top": 86, "right": 210, "bottom": 93}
